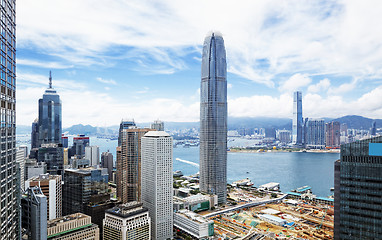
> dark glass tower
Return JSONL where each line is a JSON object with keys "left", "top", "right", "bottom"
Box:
{"left": 37, "top": 72, "right": 62, "bottom": 147}
{"left": 199, "top": 32, "right": 227, "bottom": 204}
{"left": 0, "top": 0, "right": 18, "bottom": 238}
{"left": 292, "top": 91, "right": 303, "bottom": 145}
{"left": 334, "top": 136, "right": 382, "bottom": 239}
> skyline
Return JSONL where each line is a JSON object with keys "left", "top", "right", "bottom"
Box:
{"left": 16, "top": 0, "right": 382, "bottom": 127}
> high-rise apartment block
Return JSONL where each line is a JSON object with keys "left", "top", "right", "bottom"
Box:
{"left": 25, "top": 173, "right": 62, "bottom": 220}
{"left": 326, "top": 121, "right": 340, "bottom": 148}
{"left": 151, "top": 120, "right": 164, "bottom": 131}
{"left": 334, "top": 136, "right": 382, "bottom": 239}
{"left": 141, "top": 131, "right": 173, "bottom": 240}
{"left": 0, "top": 1, "right": 18, "bottom": 238}
{"left": 292, "top": 91, "right": 303, "bottom": 145}
{"left": 305, "top": 118, "right": 326, "bottom": 149}
{"left": 103, "top": 202, "right": 151, "bottom": 240}
{"left": 47, "top": 213, "right": 99, "bottom": 240}
{"left": 101, "top": 151, "right": 113, "bottom": 182}
{"left": 37, "top": 72, "right": 62, "bottom": 147}
{"left": 277, "top": 130, "right": 291, "bottom": 143}
{"left": 116, "top": 123, "right": 154, "bottom": 203}
{"left": 199, "top": 32, "right": 227, "bottom": 205}
{"left": 85, "top": 145, "right": 100, "bottom": 166}
{"left": 21, "top": 187, "right": 48, "bottom": 240}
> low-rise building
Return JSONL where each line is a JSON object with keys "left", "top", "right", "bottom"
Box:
{"left": 174, "top": 209, "right": 214, "bottom": 239}
{"left": 258, "top": 214, "right": 287, "bottom": 226}
{"left": 47, "top": 213, "right": 99, "bottom": 240}
{"left": 173, "top": 193, "right": 217, "bottom": 212}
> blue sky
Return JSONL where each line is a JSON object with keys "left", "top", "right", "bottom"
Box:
{"left": 16, "top": 0, "right": 382, "bottom": 127}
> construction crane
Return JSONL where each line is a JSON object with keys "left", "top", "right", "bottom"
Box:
{"left": 317, "top": 208, "right": 328, "bottom": 230}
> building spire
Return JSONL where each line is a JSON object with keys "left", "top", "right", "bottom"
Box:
{"left": 49, "top": 71, "right": 52, "bottom": 88}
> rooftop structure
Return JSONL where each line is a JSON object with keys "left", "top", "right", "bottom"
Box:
{"left": 259, "top": 182, "right": 280, "bottom": 191}
{"left": 174, "top": 209, "right": 214, "bottom": 239}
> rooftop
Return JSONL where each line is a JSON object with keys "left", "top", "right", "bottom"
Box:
{"left": 176, "top": 209, "right": 212, "bottom": 224}
{"left": 144, "top": 131, "right": 170, "bottom": 137}
{"left": 48, "top": 213, "right": 89, "bottom": 228}
{"left": 106, "top": 201, "right": 148, "bottom": 218}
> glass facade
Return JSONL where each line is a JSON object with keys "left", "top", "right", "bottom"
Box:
{"left": 37, "top": 73, "right": 62, "bottom": 147}
{"left": 334, "top": 136, "right": 382, "bottom": 239}
{"left": 199, "top": 32, "right": 227, "bottom": 204}
{"left": 292, "top": 91, "right": 303, "bottom": 145}
{"left": 0, "top": 0, "right": 18, "bottom": 238}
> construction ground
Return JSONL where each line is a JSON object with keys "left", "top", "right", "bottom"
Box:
{"left": 210, "top": 200, "right": 334, "bottom": 239}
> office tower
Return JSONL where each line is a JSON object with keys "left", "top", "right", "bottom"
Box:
{"left": 47, "top": 213, "right": 99, "bottom": 240}
{"left": 334, "top": 136, "right": 382, "bottom": 239}
{"left": 0, "top": 1, "right": 18, "bottom": 238}
{"left": 37, "top": 143, "right": 64, "bottom": 175}
{"left": 116, "top": 124, "right": 154, "bottom": 203}
{"left": 37, "top": 72, "right": 62, "bottom": 147}
{"left": 103, "top": 202, "right": 151, "bottom": 240}
{"left": 31, "top": 119, "right": 39, "bottom": 149}
{"left": 21, "top": 187, "right": 48, "bottom": 240}
{"left": 265, "top": 127, "right": 276, "bottom": 139}
{"left": 370, "top": 121, "right": 377, "bottom": 136}
{"left": 71, "top": 135, "right": 90, "bottom": 158}
{"left": 61, "top": 135, "right": 68, "bottom": 148}
{"left": 326, "top": 121, "right": 340, "bottom": 148}
{"left": 85, "top": 145, "right": 100, "bottom": 166}
{"left": 151, "top": 119, "right": 164, "bottom": 131}
{"left": 200, "top": 32, "right": 227, "bottom": 204}
{"left": 16, "top": 148, "right": 26, "bottom": 191}
{"left": 25, "top": 159, "right": 47, "bottom": 180}
{"left": 305, "top": 119, "right": 326, "bottom": 149}
{"left": 63, "top": 147, "right": 68, "bottom": 165}
{"left": 141, "top": 131, "right": 173, "bottom": 240}
{"left": 292, "top": 91, "right": 303, "bottom": 145}
{"left": 101, "top": 151, "right": 113, "bottom": 181}
{"left": 62, "top": 168, "right": 108, "bottom": 216}
{"left": 25, "top": 173, "right": 62, "bottom": 220}
{"left": 19, "top": 145, "right": 28, "bottom": 157}
{"left": 277, "top": 130, "right": 291, "bottom": 143}
{"left": 118, "top": 119, "right": 136, "bottom": 146}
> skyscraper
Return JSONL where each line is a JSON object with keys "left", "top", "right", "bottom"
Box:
{"left": 370, "top": 120, "right": 377, "bottom": 136}
{"left": 141, "top": 131, "right": 173, "bottom": 240}
{"left": 199, "top": 32, "right": 227, "bottom": 205}
{"left": 292, "top": 91, "right": 303, "bottom": 145}
{"left": 0, "top": 1, "right": 18, "bottom": 238}
{"left": 37, "top": 72, "right": 62, "bottom": 147}
{"left": 116, "top": 124, "right": 154, "bottom": 203}
{"left": 85, "top": 145, "right": 100, "bottom": 166}
{"left": 118, "top": 119, "right": 136, "bottom": 146}
{"left": 101, "top": 151, "right": 113, "bottom": 181}
{"left": 151, "top": 120, "right": 164, "bottom": 131}
{"left": 31, "top": 118, "right": 39, "bottom": 149}
{"left": 305, "top": 118, "right": 326, "bottom": 149}
{"left": 334, "top": 136, "right": 382, "bottom": 239}
{"left": 326, "top": 121, "right": 340, "bottom": 148}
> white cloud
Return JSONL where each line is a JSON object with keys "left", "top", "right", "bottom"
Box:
{"left": 227, "top": 83, "right": 233, "bottom": 89}
{"left": 96, "top": 77, "right": 117, "bottom": 85}
{"left": 307, "top": 78, "right": 331, "bottom": 93}
{"left": 17, "top": 59, "right": 73, "bottom": 69}
{"left": 279, "top": 73, "right": 312, "bottom": 92}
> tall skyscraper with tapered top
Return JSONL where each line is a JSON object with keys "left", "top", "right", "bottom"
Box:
{"left": 292, "top": 91, "right": 303, "bottom": 145}
{"left": 199, "top": 32, "right": 227, "bottom": 205}
{"left": 38, "top": 72, "right": 62, "bottom": 147}
{"left": 0, "top": 0, "right": 18, "bottom": 238}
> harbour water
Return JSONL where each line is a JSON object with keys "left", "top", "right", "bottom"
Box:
{"left": 18, "top": 136, "right": 339, "bottom": 198}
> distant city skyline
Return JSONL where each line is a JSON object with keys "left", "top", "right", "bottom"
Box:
{"left": 16, "top": 1, "right": 382, "bottom": 127}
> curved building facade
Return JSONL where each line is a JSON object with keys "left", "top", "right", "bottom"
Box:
{"left": 200, "top": 32, "right": 227, "bottom": 204}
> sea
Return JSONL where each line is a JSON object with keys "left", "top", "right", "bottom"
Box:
{"left": 17, "top": 135, "right": 339, "bottom": 198}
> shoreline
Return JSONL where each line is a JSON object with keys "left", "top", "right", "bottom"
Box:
{"left": 229, "top": 149, "right": 340, "bottom": 154}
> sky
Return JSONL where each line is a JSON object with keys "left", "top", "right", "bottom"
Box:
{"left": 16, "top": 0, "right": 382, "bottom": 127}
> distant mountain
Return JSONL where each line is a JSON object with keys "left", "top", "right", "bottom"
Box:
{"left": 15, "top": 115, "right": 381, "bottom": 136}
{"left": 331, "top": 115, "right": 382, "bottom": 129}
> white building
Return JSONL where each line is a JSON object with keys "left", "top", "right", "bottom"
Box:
{"left": 16, "top": 148, "right": 26, "bottom": 191}
{"left": 174, "top": 209, "right": 214, "bottom": 239}
{"left": 25, "top": 173, "right": 62, "bottom": 220}
{"left": 141, "top": 131, "right": 173, "bottom": 240}
{"left": 85, "top": 145, "right": 100, "bottom": 166}
{"left": 103, "top": 202, "right": 151, "bottom": 240}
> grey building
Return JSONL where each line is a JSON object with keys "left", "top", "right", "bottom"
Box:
{"left": 101, "top": 151, "right": 113, "bottom": 183}
{"left": 37, "top": 143, "right": 64, "bottom": 175}
{"left": 31, "top": 119, "right": 39, "bottom": 149}
{"left": 71, "top": 135, "right": 90, "bottom": 158}
{"left": 199, "top": 32, "right": 227, "bottom": 205}
{"left": 292, "top": 91, "right": 303, "bottom": 145}
{"left": 305, "top": 119, "right": 326, "bottom": 149}
{"left": 25, "top": 159, "right": 47, "bottom": 181}
{"left": 21, "top": 187, "right": 48, "bottom": 240}
{"left": 37, "top": 72, "right": 62, "bottom": 147}
{"left": 151, "top": 120, "right": 164, "bottom": 131}
{"left": 0, "top": 0, "right": 18, "bottom": 238}
{"left": 118, "top": 119, "right": 136, "bottom": 146}
{"left": 370, "top": 120, "right": 377, "bottom": 136}
{"left": 334, "top": 136, "right": 382, "bottom": 239}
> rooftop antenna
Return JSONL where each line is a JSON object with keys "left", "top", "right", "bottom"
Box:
{"left": 49, "top": 71, "right": 52, "bottom": 88}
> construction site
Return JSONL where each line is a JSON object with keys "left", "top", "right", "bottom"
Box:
{"left": 210, "top": 199, "right": 333, "bottom": 239}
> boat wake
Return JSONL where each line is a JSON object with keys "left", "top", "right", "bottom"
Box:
{"left": 175, "top": 158, "right": 199, "bottom": 168}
